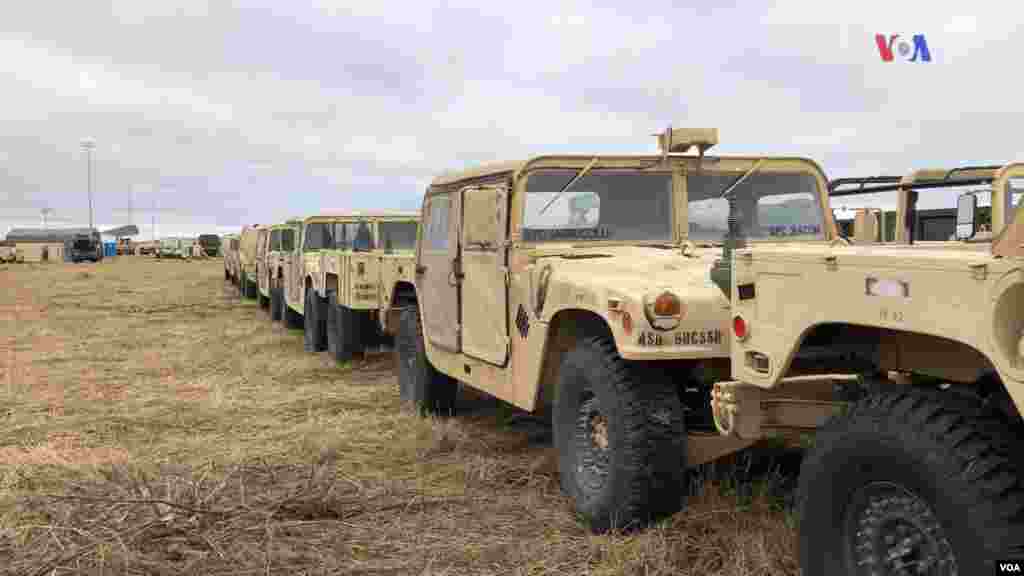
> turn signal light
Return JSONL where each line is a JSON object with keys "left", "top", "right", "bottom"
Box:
{"left": 653, "top": 292, "right": 681, "bottom": 316}
{"left": 733, "top": 315, "right": 748, "bottom": 341}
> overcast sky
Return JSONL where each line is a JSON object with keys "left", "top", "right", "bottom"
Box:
{"left": 1, "top": 0, "right": 1020, "bottom": 237}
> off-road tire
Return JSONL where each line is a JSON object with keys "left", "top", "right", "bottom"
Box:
{"left": 326, "top": 290, "right": 360, "bottom": 363}
{"left": 270, "top": 284, "right": 283, "bottom": 322}
{"left": 303, "top": 287, "right": 327, "bottom": 353}
{"left": 245, "top": 277, "right": 258, "bottom": 300}
{"left": 554, "top": 336, "right": 686, "bottom": 534}
{"left": 395, "top": 305, "right": 456, "bottom": 416}
{"left": 284, "top": 292, "right": 303, "bottom": 330}
{"left": 797, "top": 389, "right": 1024, "bottom": 576}
{"left": 225, "top": 268, "right": 229, "bottom": 281}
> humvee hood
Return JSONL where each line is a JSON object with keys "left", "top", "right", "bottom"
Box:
{"left": 534, "top": 245, "right": 724, "bottom": 299}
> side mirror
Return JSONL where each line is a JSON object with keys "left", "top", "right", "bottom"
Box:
{"left": 955, "top": 193, "right": 977, "bottom": 240}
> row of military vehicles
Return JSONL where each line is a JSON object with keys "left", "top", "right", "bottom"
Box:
{"left": 221, "top": 128, "right": 1024, "bottom": 575}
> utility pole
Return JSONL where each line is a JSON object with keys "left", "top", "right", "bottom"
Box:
{"left": 80, "top": 138, "right": 96, "bottom": 231}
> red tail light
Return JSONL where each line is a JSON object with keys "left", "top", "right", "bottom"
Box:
{"left": 733, "top": 316, "right": 748, "bottom": 340}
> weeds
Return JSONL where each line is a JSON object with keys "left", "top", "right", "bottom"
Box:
{"left": 0, "top": 259, "right": 801, "bottom": 574}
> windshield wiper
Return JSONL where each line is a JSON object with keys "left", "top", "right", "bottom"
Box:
{"left": 718, "top": 159, "right": 765, "bottom": 199}
{"left": 537, "top": 157, "right": 599, "bottom": 216}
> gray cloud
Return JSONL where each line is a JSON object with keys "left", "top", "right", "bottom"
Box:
{"left": 1, "top": 0, "right": 1021, "bottom": 237}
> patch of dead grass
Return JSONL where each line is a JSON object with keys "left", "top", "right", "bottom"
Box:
{"left": 0, "top": 258, "right": 801, "bottom": 575}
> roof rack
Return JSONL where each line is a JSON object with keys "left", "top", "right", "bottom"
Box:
{"left": 828, "top": 176, "right": 903, "bottom": 196}
{"left": 829, "top": 164, "right": 1002, "bottom": 197}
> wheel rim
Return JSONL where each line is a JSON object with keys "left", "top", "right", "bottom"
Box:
{"left": 573, "top": 391, "right": 611, "bottom": 493}
{"left": 842, "top": 481, "right": 957, "bottom": 576}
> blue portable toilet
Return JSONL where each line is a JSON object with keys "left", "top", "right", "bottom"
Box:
{"left": 103, "top": 241, "right": 116, "bottom": 257}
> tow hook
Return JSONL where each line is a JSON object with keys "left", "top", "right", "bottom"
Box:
{"left": 711, "top": 381, "right": 762, "bottom": 440}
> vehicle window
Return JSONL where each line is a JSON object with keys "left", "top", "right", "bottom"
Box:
{"left": 269, "top": 230, "right": 282, "bottom": 251}
{"left": 303, "top": 223, "right": 332, "bottom": 251}
{"left": 379, "top": 221, "right": 417, "bottom": 252}
{"left": 522, "top": 170, "right": 670, "bottom": 242}
{"left": 1009, "top": 177, "right": 1023, "bottom": 212}
{"left": 281, "top": 229, "right": 294, "bottom": 252}
{"left": 333, "top": 223, "right": 349, "bottom": 250}
{"left": 687, "top": 171, "right": 824, "bottom": 241}
{"left": 424, "top": 195, "right": 450, "bottom": 250}
{"left": 352, "top": 221, "right": 374, "bottom": 251}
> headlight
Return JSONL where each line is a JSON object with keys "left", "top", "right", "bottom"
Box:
{"left": 643, "top": 290, "right": 683, "bottom": 331}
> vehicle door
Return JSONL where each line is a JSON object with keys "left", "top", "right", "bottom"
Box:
{"left": 459, "top": 185, "right": 509, "bottom": 365}
{"left": 418, "top": 189, "right": 461, "bottom": 352}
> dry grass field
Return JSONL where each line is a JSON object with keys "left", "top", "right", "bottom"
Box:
{"left": 0, "top": 257, "right": 801, "bottom": 575}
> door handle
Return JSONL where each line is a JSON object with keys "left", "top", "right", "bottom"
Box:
{"left": 415, "top": 265, "right": 427, "bottom": 275}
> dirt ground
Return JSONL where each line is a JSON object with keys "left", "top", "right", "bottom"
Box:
{"left": 0, "top": 257, "right": 800, "bottom": 575}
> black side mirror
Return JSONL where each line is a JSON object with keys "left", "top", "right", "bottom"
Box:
{"left": 955, "top": 193, "right": 977, "bottom": 240}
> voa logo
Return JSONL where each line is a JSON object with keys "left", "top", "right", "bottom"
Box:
{"left": 999, "top": 560, "right": 1023, "bottom": 573}
{"left": 875, "top": 34, "right": 932, "bottom": 62}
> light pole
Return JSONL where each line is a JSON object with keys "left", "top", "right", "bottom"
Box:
{"left": 80, "top": 138, "right": 96, "bottom": 231}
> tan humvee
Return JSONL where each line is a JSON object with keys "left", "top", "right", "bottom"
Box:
{"left": 263, "top": 219, "right": 304, "bottom": 327}
{"left": 222, "top": 234, "right": 240, "bottom": 284}
{"left": 238, "top": 225, "right": 266, "bottom": 300}
{"left": 295, "top": 212, "right": 420, "bottom": 359}
{"left": 395, "top": 127, "right": 844, "bottom": 533}
{"left": 711, "top": 163, "right": 1024, "bottom": 574}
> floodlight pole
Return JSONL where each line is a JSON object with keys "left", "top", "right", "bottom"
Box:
{"left": 80, "top": 138, "right": 96, "bottom": 231}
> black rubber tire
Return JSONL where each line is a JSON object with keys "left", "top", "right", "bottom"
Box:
{"left": 284, "top": 293, "right": 303, "bottom": 330}
{"left": 326, "top": 290, "right": 360, "bottom": 363}
{"left": 553, "top": 336, "right": 686, "bottom": 534}
{"left": 248, "top": 278, "right": 258, "bottom": 300}
{"left": 395, "top": 305, "right": 456, "bottom": 416}
{"left": 270, "top": 284, "right": 283, "bottom": 322}
{"left": 797, "top": 389, "right": 1024, "bottom": 576}
{"left": 225, "top": 268, "right": 229, "bottom": 281}
{"left": 303, "top": 287, "right": 327, "bottom": 353}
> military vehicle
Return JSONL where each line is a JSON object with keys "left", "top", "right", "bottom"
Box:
{"left": 115, "top": 237, "right": 135, "bottom": 255}
{"left": 296, "top": 212, "right": 420, "bottom": 360}
{"left": 197, "top": 234, "right": 221, "bottom": 257}
{"left": 264, "top": 219, "right": 303, "bottom": 325}
{"left": 223, "top": 234, "right": 240, "bottom": 283}
{"left": 69, "top": 229, "right": 103, "bottom": 262}
{"left": 395, "top": 127, "right": 843, "bottom": 533}
{"left": 238, "top": 225, "right": 264, "bottom": 300}
{"left": 254, "top": 227, "right": 271, "bottom": 309}
{"left": 137, "top": 240, "right": 158, "bottom": 256}
{"left": 155, "top": 237, "right": 193, "bottom": 259}
{"left": 708, "top": 162, "right": 1024, "bottom": 574}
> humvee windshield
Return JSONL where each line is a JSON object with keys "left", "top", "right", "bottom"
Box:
{"left": 379, "top": 221, "right": 417, "bottom": 251}
{"left": 303, "top": 223, "right": 333, "bottom": 251}
{"left": 687, "top": 171, "right": 824, "bottom": 242}
{"left": 332, "top": 222, "right": 376, "bottom": 251}
{"left": 522, "top": 170, "right": 672, "bottom": 242}
{"left": 281, "top": 228, "right": 296, "bottom": 252}
{"left": 269, "top": 229, "right": 282, "bottom": 251}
